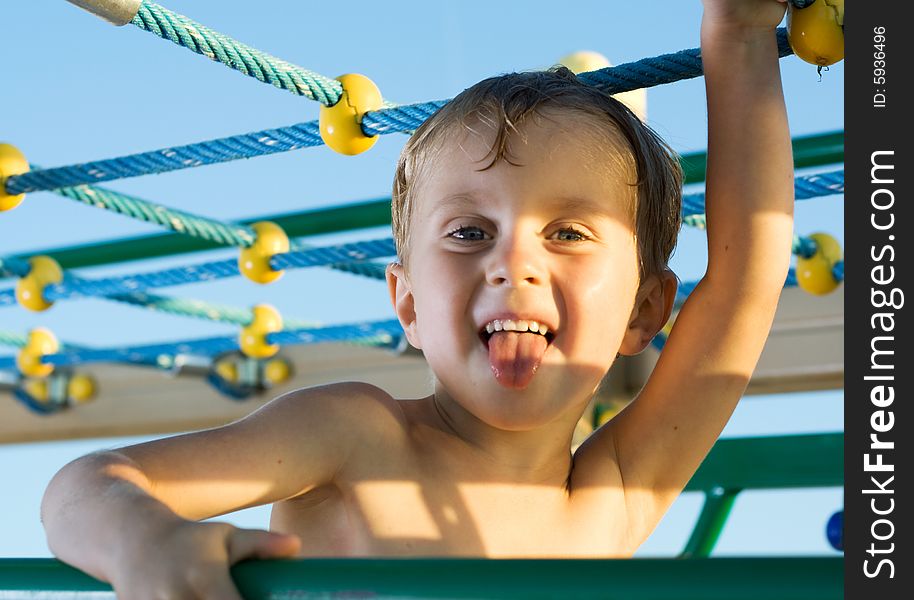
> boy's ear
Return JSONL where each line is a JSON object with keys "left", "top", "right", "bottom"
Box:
{"left": 619, "top": 268, "right": 677, "bottom": 356}
{"left": 386, "top": 262, "right": 422, "bottom": 350}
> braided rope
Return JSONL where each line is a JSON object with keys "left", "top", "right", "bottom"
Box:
{"left": 49, "top": 176, "right": 256, "bottom": 247}
{"left": 5, "top": 30, "right": 793, "bottom": 194}
{"left": 0, "top": 331, "right": 28, "bottom": 348}
{"left": 0, "top": 238, "right": 396, "bottom": 307}
{"left": 0, "top": 256, "right": 32, "bottom": 279}
{"left": 578, "top": 29, "right": 793, "bottom": 93}
{"left": 108, "top": 292, "right": 319, "bottom": 330}
{"left": 5, "top": 122, "right": 324, "bottom": 194}
{"left": 132, "top": 1, "right": 342, "bottom": 104}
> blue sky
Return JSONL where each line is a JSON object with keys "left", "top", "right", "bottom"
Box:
{"left": 1, "top": 1, "right": 843, "bottom": 557}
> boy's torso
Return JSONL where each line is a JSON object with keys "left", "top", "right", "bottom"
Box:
{"left": 270, "top": 396, "right": 630, "bottom": 558}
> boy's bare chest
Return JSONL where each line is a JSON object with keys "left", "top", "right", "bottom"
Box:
{"left": 271, "top": 459, "right": 629, "bottom": 557}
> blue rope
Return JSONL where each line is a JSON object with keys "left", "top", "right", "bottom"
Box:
{"left": 0, "top": 238, "right": 396, "bottom": 307}
{"left": 4, "top": 30, "right": 792, "bottom": 194}
{"left": 577, "top": 29, "right": 792, "bottom": 92}
{"left": 0, "top": 319, "right": 405, "bottom": 370}
{"left": 0, "top": 255, "right": 33, "bottom": 279}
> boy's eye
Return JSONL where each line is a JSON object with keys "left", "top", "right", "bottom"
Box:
{"left": 447, "top": 226, "right": 489, "bottom": 241}
{"left": 553, "top": 226, "right": 590, "bottom": 242}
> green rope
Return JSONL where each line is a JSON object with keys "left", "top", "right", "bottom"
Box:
{"left": 0, "top": 331, "right": 28, "bottom": 349}
{"left": 131, "top": 1, "right": 344, "bottom": 105}
{"left": 109, "top": 292, "right": 320, "bottom": 330}
{"left": 43, "top": 176, "right": 256, "bottom": 248}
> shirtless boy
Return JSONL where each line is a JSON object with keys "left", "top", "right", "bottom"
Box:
{"left": 42, "top": 0, "right": 795, "bottom": 597}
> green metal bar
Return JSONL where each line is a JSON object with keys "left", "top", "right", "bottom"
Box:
{"left": 0, "top": 557, "right": 842, "bottom": 599}
{"left": 3, "top": 198, "right": 392, "bottom": 276}
{"left": 681, "top": 487, "right": 741, "bottom": 558}
{"left": 4, "top": 131, "right": 843, "bottom": 279}
{"left": 685, "top": 433, "right": 843, "bottom": 492}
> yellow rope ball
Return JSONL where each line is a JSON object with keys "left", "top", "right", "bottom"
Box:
{"left": 319, "top": 74, "right": 383, "bottom": 155}
{"left": 67, "top": 373, "right": 98, "bottom": 404}
{"left": 239, "top": 304, "right": 283, "bottom": 358}
{"left": 787, "top": 0, "right": 844, "bottom": 68}
{"left": 797, "top": 232, "right": 842, "bottom": 295}
{"left": 238, "top": 221, "right": 290, "bottom": 284}
{"left": 16, "top": 256, "right": 64, "bottom": 312}
{"left": 0, "top": 143, "right": 29, "bottom": 212}
{"left": 17, "top": 328, "right": 59, "bottom": 378}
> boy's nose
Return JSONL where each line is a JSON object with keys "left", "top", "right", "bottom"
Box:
{"left": 485, "top": 233, "right": 546, "bottom": 287}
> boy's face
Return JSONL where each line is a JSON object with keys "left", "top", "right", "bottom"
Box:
{"left": 389, "top": 111, "right": 646, "bottom": 431}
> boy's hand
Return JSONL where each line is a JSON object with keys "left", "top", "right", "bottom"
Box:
{"left": 701, "top": 0, "right": 787, "bottom": 32}
{"left": 110, "top": 520, "right": 300, "bottom": 600}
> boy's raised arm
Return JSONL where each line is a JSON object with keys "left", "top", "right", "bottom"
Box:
{"left": 577, "top": 0, "right": 795, "bottom": 548}
{"left": 41, "top": 381, "right": 394, "bottom": 597}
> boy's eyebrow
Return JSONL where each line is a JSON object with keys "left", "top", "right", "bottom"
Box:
{"left": 548, "top": 196, "right": 621, "bottom": 218}
{"left": 430, "top": 193, "right": 622, "bottom": 219}
{"left": 426, "top": 193, "right": 484, "bottom": 220}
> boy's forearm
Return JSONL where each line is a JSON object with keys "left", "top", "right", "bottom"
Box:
{"left": 700, "top": 22, "right": 794, "bottom": 289}
{"left": 41, "top": 451, "right": 187, "bottom": 582}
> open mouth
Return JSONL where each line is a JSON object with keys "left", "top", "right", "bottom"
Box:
{"left": 478, "top": 321, "right": 556, "bottom": 349}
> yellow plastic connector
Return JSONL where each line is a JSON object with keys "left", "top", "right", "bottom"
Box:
{"left": 16, "top": 256, "right": 64, "bottom": 312}
{"left": 797, "top": 232, "right": 842, "bottom": 295}
{"left": 239, "top": 304, "right": 283, "bottom": 358}
{"left": 788, "top": 0, "right": 844, "bottom": 68}
{"left": 264, "top": 356, "right": 293, "bottom": 385}
{"left": 319, "top": 74, "right": 383, "bottom": 156}
{"left": 0, "top": 143, "right": 30, "bottom": 212}
{"left": 238, "top": 221, "right": 290, "bottom": 284}
{"left": 17, "top": 328, "right": 60, "bottom": 378}
{"left": 68, "top": 372, "right": 98, "bottom": 404}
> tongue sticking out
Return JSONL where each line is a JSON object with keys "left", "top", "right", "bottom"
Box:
{"left": 486, "top": 331, "right": 549, "bottom": 389}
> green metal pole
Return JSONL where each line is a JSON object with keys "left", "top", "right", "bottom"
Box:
{"left": 680, "top": 487, "right": 741, "bottom": 558}
{"left": 3, "top": 131, "right": 843, "bottom": 278}
{"left": 0, "top": 557, "right": 842, "bottom": 599}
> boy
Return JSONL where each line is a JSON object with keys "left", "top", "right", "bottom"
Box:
{"left": 41, "top": 0, "right": 794, "bottom": 597}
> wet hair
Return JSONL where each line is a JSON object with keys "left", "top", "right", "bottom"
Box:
{"left": 391, "top": 66, "right": 682, "bottom": 280}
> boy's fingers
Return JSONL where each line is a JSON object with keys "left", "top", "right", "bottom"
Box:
{"left": 227, "top": 529, "right": 302, "bottom": 563}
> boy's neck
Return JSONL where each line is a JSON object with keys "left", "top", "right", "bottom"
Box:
{"left": 427, "top": 385, "right": 578, "bottom": 488}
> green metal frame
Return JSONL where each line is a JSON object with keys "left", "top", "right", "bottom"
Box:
{"left": 681, "top": 433, "right": 843, "bottom": 556}
{"left": 0, "top": 557, "right": 842, "bottom": 599}
{"left": 2, "top": 130, "right": 843, "bottom": 278}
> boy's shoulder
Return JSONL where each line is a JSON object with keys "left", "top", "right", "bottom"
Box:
{"left": 274, "top": 381, "right": 412, "bottom": 453}
{"left": 273, "top": 381, "right": 409, "bottom": 435}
